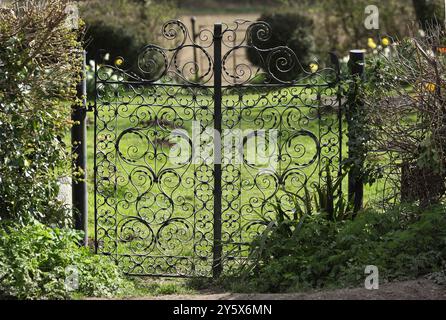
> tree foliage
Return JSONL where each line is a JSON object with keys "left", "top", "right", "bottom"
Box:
{"left": 80, "top": 0, "right": 177, "bottom": 62}
{"left": 412, "top": 0, "right": 444, "bottom": 30}
{"left": 276, "top": 0, "right": 414, "bottom": 54}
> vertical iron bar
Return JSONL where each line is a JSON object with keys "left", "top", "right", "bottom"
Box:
{"left": 199, "top": 24, "right": 205, "bottom": 73}
{"left": 191, "top": 16, "right": 198, "bottom": 81}
{"left": 347, "top": 50, "right": 365, "bottom": 213}
{"left": 233, "top": 34, "right": 236, "bottom": 84}
{"left": 72, "top": 49, "right": 88, "bottom": 246}
{"left": 329, "top": 52, "right": 343, "bottom": 193}
{"left": 93, "top": 51, "right": 100, "bottom": 254}
{"left": 213, "top": 22, "right": 223, "bottom": 278}
{"left": 337, "top": 61, "right": 343, "bottom": 194}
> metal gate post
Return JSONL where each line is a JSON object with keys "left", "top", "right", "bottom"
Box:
{"left": 347, "top": 50, "right": 365, "bottom": 213}
{"left": 72, "top": 49, "right": 88, "bottom": 246}
{"left": 212, "top": 22, "right": 223, "bottom": 278}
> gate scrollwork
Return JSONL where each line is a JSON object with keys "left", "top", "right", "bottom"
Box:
{"left": 94, "top": 19, "right": 342, "bottom": 277}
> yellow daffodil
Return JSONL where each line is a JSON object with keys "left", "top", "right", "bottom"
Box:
{"left": 367, "top": 38, "right": 377, "bottom": 49}
{"left": 425, "top": 82, "right": 436, "bottom": 92}
{"left": 309, "top": 63, "right": 319, "bottom": 73}
{"left": 381, "top": 37, "right": 390, "bottom": 47}
{"left": 115, "top": 57, "right": 124, "bottom": 67}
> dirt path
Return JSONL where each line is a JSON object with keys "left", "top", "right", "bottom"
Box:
{"left": 145, "top": 279, "right": 446, "bottom": 300}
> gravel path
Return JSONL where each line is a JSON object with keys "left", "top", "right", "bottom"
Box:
{"left": 145, "top": 279, "right": 446, "bottom": 300}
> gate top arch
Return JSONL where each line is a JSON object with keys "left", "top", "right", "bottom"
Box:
{"left": 95, "top": 19, "right": 340, "bottom": 86}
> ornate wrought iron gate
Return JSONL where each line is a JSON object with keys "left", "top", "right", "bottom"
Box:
{"left": 94, "top": 20, "right": 342, "bottom": 277}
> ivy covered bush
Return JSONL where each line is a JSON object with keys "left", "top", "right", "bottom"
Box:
{"left": 0, "top": 0, "right": 82, "bottom": 225}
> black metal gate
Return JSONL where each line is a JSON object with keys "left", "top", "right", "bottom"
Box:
{"left": 94, "top": 20, "right": 342, "bottom": 277}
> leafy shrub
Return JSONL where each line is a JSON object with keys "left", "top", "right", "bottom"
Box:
{"left": 363, "top": 27, "right": 446, "bottom": 206}
{"left": 229, "top": 204, "right": 446, "bottom": 292}
{"left": 268, "top": 165, "right": 352, "bottom": 225}
{"left": 0, "top": 221, "right": 132, "bottom": 299}
{"left": 0, "top": 0, "right": 82, "bottom": 225}
{"left": 246, "top": 11, "right": 315, "bottom": 81}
